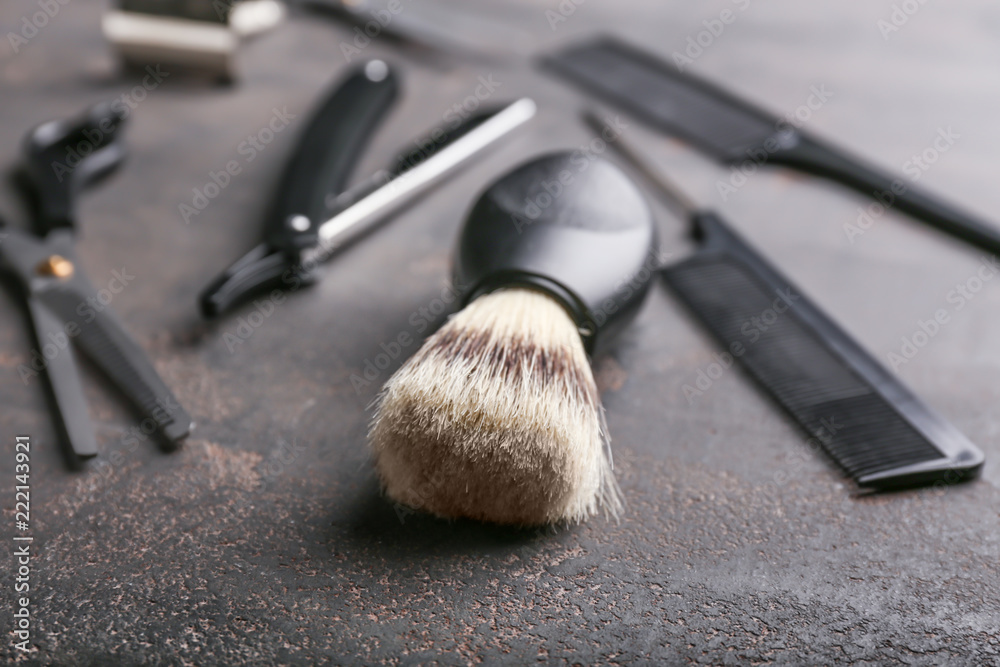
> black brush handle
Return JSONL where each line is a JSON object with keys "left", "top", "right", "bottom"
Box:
{"left": 772, "top": 135, "right": 1000, "bottom": 254}
{"left": 455, "top": 153, "right": 658, "bottom": 353}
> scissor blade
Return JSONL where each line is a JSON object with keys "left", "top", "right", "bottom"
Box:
{"left": 26, "top": 297, "right": 98, "bottom": 461}
{"left": 39, "top": 287, "right": 192, "bottom": 447}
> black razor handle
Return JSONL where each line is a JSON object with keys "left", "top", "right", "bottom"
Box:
{"left": 264, "top": 62, "right": 399, "bottom": 251}
{"left": 455, "top": 152, "right": 659, "bottom": 352}
{"left": 200, "top": 61, "right": 398, "bottom": 317}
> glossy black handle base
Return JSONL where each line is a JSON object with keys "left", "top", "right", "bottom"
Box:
{"left": 455, "top": 152, "right": 658, "bottom": 353}
{"left": 770, "top": 134, "right": 1000, "bottom": 255}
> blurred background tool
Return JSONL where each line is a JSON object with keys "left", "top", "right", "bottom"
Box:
{"left": 589, "top": 113, "right": 984, "bottom": 490}
{"left": 296, "top": 0, "right": 530, "bottom": 63}
{"left": 1, "top": 103, "right": 192, "bottom": 467}
{"left": 549, "top": 37, "right": 1000, "bottom": 258}
{"left": 103, "top": 0, "right": 286, "bottom": 81}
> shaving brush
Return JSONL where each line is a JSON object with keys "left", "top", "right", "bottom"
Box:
{"left": 369, "top": 152, "right": 657, "bottom": 525}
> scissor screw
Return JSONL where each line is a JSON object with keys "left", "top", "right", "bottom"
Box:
{"left": 37, "top": 255, "right": 74, "bottom": 278}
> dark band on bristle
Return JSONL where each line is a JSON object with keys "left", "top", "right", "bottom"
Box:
{"left": 422, "top": 327, "right": 598, "bottom": 408}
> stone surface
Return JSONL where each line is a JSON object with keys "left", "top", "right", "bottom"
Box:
{"left": 1, "top": 0, "right": 999, "bottom": 664}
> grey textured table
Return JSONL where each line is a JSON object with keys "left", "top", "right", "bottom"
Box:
{"left": 2, "top": 1, "right": 1000, "bottom": 664}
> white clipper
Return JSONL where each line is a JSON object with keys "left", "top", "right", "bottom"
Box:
{"left": 102, "top": 0, "right": 286, "bottom": 81}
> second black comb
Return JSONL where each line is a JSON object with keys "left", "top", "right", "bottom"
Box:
{"left": 663, "top": 214, "right": 983, "bottom": 489}
{"left": 590, "top": 113, "right": 985, "bottom": 490}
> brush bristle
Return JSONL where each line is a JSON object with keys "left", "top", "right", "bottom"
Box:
{"left": 368, "top": 287, "right": 621, "bottom": 526}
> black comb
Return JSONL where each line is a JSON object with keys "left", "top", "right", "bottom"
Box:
{"left": 547, "top": 37, "right": 1000, "bottom": 259}
{"left": 587, "top": 113, "right": 985, "bottom": 490}
{"left": 664, "top": 213, "right": 983, "bottom": 488}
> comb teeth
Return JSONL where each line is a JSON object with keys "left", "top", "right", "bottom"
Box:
{"left": 663, "top": 235, "right": 983, "bottom": 489}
